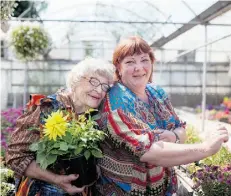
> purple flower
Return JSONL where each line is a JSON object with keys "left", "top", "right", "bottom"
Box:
{"left": 209, "top": 173, "right": 216, "bottom": 180}
{"left": 207, "top": 105, "right": 213, "bottom": 110}
{"left": 211, "top": 165, "right": 219, "bottom": 171}
{"left": 226, "top": 179, "right": 231, "bottom": 185}
{"left": 1, "top": 107, "right": 23, "bottom": 149}
{"left": 1, "top": 140, "right": 7, "bottom": 148}
{"left": 217, "top": 174, "right": 224, "bottom": 182}
{"left": 196, "top": 171, "right": 204, "bottom": 180}
{"left": 223, "top": 166, "right": 231, "bottom": 172}
{"left": 205, "top": 166, "right": 211, "bottom": 172}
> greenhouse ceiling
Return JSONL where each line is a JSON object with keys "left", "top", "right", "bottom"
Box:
{"left": 6, "top": 0, "right": 231, "bottom": 54}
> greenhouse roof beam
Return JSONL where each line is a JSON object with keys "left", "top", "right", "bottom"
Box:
{"left": 8, "top": 18, "right": 231, "bottom": 26}
{"left": 150, "top": 1, "right": 231, "bottom": 48}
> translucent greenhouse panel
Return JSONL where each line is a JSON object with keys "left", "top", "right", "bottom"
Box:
{"left": 12, "top": 70, "right": 25, "bottom": 84}
{"left": 11, "top": 86, "right": 24, "bottom": 94}
{"left": 153, "top": 72, "right": 170, "bottom": 86}
{"left": 171, "top": 87, "right": 186, "bottom": 94}
{"left": 217, "top": 87, "right": 231, "bottom": 94}
{"left": 49, "top": 48, "right": 71, "bottom": 60}
{"left": 206, "top": 73, "right": 217, "bottom": 86}
{"left": 43, "top": 71, "right": 62, "bottom": 85}
{"left": 186, "top": 72, "right": 201, "bottom": 86}
{"left": 216, "top": 73, "right": 231, "bottom": 85}
{"left": 155, "top": 63, "right": 170, "bottom": 71}
{"left": 28, "top": 86, "right": 44, "bottom": 94}
{"left": 59, "top": 71, "right": 69, "bottom": 86}
{"left": 186, "top": 87, "right": 202, "bottom": 94}
{"left": 27, "top": 71, "right": 44, "bottom": 86}
{"left": 171, "top": 72, "right": 185, "bottom": 85}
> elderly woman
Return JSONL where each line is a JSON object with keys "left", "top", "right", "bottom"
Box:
{"left": 96, "top": 36, "right": 229, "bottom": 196}
{"left": 6, "top": 58, "right": 114, "bottom": 196}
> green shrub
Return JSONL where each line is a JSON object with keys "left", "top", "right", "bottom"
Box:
{"left": 1, "top": 169, "right": 14, "bottom": 184}
{"left": 1, "top": 182, "right": 15, "bottom": 196}
{"left": 185, "top": 125, "right": 202, "bottom": 144}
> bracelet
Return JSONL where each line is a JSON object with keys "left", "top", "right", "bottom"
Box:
{"left": 172, "top": 131, "right": 180, "bottom": 143}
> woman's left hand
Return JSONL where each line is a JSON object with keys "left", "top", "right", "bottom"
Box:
{"left": 54, "top": 174, "right": 85, "bottom": 194}
{"left": 158, "top": 129, "right": 176, "bottom": 143}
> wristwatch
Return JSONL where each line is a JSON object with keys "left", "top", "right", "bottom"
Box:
{"left": 173, "top": 131, "right": 180, "bottom": 143}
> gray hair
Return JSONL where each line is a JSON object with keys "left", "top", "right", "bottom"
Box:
{"left": 66, "top": 57, "right": 115, "bottom": 90}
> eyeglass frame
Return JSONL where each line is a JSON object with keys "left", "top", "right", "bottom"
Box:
{"left": 81, "top": 76, "right": 111, "bottom": 92}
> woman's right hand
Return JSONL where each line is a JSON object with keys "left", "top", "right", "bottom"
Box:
{"left": 54, "top": 174, "right": 85, "bottom": 195}
{"left": 203, "top": 126, "right": 229, "bottom": 156}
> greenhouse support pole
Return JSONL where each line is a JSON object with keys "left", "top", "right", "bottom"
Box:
{"left": 201, "top": 25, "right": 208, "bottom": 132}
{"left": 23, "top": 62, "right": 28, "bottom": 107}
{"left": 160, "top": 49, "right": 164, "bottom": 77}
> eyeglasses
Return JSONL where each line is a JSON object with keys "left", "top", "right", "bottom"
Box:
{"left": 82, "top": 77, "right": 110, "bottom": 92}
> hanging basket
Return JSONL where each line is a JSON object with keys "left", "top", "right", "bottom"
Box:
{"left": 10, "top": 24, "right": 50, "bottom": 61}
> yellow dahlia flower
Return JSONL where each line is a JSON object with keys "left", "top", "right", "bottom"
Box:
{"left": 44, "top": 110, "right": 68, "bottom": 141}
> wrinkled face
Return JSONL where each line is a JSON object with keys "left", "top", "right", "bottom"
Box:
{"left": 74, "top": 74, "right": 110, "bottom": 110}
{"left": 119, "top": 53, "right": 152, "bottom": 91}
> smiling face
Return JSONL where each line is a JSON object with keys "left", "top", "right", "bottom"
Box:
{"left": 73, "top": 74, "right": 110, "bottom": 112}
{"left": 118, "top": 53, "right": 152, "bottom": 92}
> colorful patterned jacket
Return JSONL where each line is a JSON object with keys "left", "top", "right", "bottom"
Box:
{"left": 97, "top": 82, "right": 186, "bottom": 196}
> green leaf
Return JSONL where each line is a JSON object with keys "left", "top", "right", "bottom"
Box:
{"left": 68, "top": 145, "right": 76, "bottom": 150}
{"left": 84, "top": 150, "right": 91, "bottom": 160}
{"left": 80, "top": 138, "right": 87, "bottom": 143}
{"left": 36, "top": 153, "right": 57, "bottom": 169}
{"left": 59, "top": 142, "right": 68, "bottom": 151}
{"left": 74, "top": 147, "right": 83, "bottom": 156}
{"left": 91, "top": 114, "right": 101, "bottom": 121}
{"left": 36, "top": 152, "right": 47, "bottom": 169}
{"left": 53, "top": 143, "right": 60, "bottom": 148}
{"left": 38, "top": 142, "right": 46, "bottom": 151}
{"left": 40, "top": 159, "right": 49, "bottom": 170}
{"left": 91, "top": 149, "right": 103, "bottom": 158}
{"left": 29, "top": 143, "right": 39, "bottom": 151}
{"left": 79, "top": 143, "right": 87, "bottom": 148}
{"left": 49, "top": 149, "right": 66, "bottom": 155}
{"left": 37, "top": 152, "right": 46, "bottom": 160}
{"left": 63, "top": 132, "right": 72, "bottom": 141}
{"left": 50, "top": 149, "right": 59, "bottom": 154}
{"left": 46, "top": 154, "right": 57, "bottom": 166}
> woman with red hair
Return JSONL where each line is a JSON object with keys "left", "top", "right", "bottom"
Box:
{"left": 96, "top": 36, "right": 229, "bottom": 196}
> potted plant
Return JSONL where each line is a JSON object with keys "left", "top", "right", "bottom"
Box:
{"left": 10, "top": 24, "right": 50, "bottom": 61}
{"left": 177, "top": 126, "right": 231, "bottom": 196}
{"left": 29, "top": 109, "right": 106, "bottom": 187}
{"left": 191, "top": 164, "right": 231, "bottom": 196}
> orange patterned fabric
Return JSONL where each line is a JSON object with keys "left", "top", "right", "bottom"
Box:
{"left": 26, "top": 94, "right": 46, "bottom": 110}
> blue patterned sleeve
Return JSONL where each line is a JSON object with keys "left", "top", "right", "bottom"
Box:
{"left": 152, "top": 85, "right": 186, "bottom": 129}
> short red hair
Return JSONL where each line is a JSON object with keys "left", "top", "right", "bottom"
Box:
{"left": 113, "top": 36, "right": 155, "bottom": 82}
